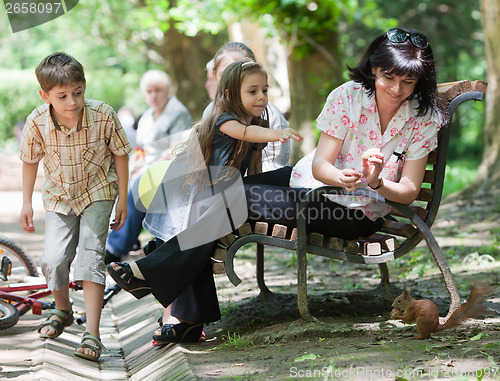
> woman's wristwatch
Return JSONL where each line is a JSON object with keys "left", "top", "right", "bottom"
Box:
{"left": 368, "top": 177, "right": 384, "bottom": 190}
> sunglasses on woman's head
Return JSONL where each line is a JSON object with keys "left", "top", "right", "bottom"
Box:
{"left": 386, "top": 28, "right": 429, "bottom": 49}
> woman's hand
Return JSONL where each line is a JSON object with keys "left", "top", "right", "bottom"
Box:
{"left": 339, "top": 168, "right": 363, "bottom": 192}
{"left": 362, "top": 148, "right": 384, "bottom": 187}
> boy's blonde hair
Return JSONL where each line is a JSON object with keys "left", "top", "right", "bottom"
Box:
{"left": 35, "top": 52, "right": 85, "bottom": 92}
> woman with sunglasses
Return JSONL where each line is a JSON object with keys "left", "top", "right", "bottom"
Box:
{"left": 245, "top": 27, "right": 448, "bottom": 240}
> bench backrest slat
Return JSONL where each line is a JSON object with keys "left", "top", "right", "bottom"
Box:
{"left": 374, "top": 79, "right": 487, "bottom": 246}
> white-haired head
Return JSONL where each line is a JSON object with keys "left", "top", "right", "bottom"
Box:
{"left": 140, "top": 70, "right": 171, "bottom": 94}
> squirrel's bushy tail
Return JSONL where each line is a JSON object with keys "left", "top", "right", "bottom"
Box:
{"left": 442, "top": 284, "right": 492, "bottom": 330}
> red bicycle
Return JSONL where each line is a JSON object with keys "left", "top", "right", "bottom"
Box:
{"left": 0, "top": 234, "right": 120, "bottom": 330}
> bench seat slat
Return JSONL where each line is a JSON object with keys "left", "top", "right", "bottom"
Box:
{"left": 423, "top": 169, "right": 436, "bottom": 184}
{"left": 427, "top": 151, "right": 438, "bottom": 165}
{"left": 417, "top": 188, "right": 434, "bottom": 203}
{"left": 389, "top": 206, "right": 429, "bottom": 221}
{"left": 380, "top": 220, "right": 418, "bottom": 238}
{"left": 254, "top": 221, "right": 269, "bottom": 235}
{"left": 271, "top": 224, "right": 288, "bottom": 238}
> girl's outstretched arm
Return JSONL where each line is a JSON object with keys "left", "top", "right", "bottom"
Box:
{"left": 220, "top": 120, "right": 303, "bottom": 143}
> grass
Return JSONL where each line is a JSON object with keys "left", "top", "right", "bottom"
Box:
{"left": 212, "top": 331, "right": 254, "bottom": 351}
{"left": 442, "top": 159, "right": 479, "bottom": 197}
{"left": 219, "top": 298, "right": 241, "bottom": 319}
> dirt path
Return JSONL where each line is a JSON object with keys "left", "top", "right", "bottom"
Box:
{"left": 186, "top": 183, "right": 500, "bottom": 379}
{"left": 1, "top": 153, "right": 499, "bottom": 380}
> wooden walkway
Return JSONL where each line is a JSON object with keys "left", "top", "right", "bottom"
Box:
{"left": 0, "top": 287, "right": 198, "bottom": 380}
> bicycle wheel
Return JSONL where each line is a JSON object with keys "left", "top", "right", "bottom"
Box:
{"left": 0, "top": 235, "right": 39, "bottom": 315}
{"left": 0, "top": 299, "right": 20, "bottom": 330}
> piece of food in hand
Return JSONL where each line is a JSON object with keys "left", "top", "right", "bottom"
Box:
{"left": 362, "top": 148, "right": 381, "bottom": 168}
{"left": 362, "top": 148, "right": 381, "bottom": 160}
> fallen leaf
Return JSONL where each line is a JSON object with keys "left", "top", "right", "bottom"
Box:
{"left": 295, "top": 354, "right": 319, "bottom": 362}
{"left": 470, "top": 332, "right": 483, "bottom": 341}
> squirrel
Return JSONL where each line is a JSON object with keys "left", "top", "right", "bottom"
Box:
{"left": 390, "top": 283, "right": 492, "bottom": 339}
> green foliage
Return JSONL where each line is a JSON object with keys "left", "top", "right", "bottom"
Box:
{"left": 294, "top": 353, "right": 320, "bottom": 362}
{"left": 448, "top": 101, "right": 486, "bottom": 162}
{"left": 443, "top": 160, "right": 480, "bottom": 196}
{"left": 344, "top": 282, "right": 363, "bottom": 291}
{"left": 214, "top": 331, "right": 254, "bottom": 350}
{"left": 226, "top": 0, "right": 390, "bottom": 59}
{"left": 85, "top": 69, "right": 143, "bottom": 114}
{"left": 220, "top": 298, "right": 241, "bottom": 319}
{"left": 0, "top": 69, "right": 40, "bottom": 142}
{"left": 0, "top": 67, "right": 141, "bottom": 144}
{"left": 0, "top": 0, "right": 488, "bottom": 164}
{"left": 369, "top": 0, "right": 487, "bottom": 164}
{"left": 167, "top": 0, "right": 228, "bottom": 36}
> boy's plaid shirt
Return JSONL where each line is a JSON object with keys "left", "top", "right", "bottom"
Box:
{"left": 19, "top": 99, "right": 131, "bottom": 215}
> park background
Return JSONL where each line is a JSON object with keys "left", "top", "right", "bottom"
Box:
{"left": 1, "top": 2, "right": 500, "bottom": 379}
{"left": 1, "top": 0, "right": 499, "bottom": 199}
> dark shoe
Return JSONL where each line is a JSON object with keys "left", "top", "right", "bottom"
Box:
{"left": 104, "top": 250, "right": 120, "bottom": 265}
{"left": 106, "top": 262, "right": 152, "bottom": 299}
{"left": 143, "top": 240, "right": 157, "bottom": 256}
{"left": 152, "top": 322, "right": 204, "bottom": 345}
{"left": 131, "top": 239, "right": 141, "bottom": 252}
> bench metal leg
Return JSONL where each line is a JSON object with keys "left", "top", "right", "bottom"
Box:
{"left": 378, "top": 263, "right": 390, "bottom": 285}
{"left": 296, "top": 246, "right": 318, "bottom": 322}
{"left": 256, "top": 244, "right": 271, "bottom": 294}
{"left": 412, "top": 217, "right": 461, "bottom": 318}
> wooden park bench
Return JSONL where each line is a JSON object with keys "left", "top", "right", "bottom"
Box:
{"left": 212, "top": 80, "right": 487, "bottom": 321}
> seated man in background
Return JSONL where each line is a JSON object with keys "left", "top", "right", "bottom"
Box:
{"left": 105, "top": 70, "right": 192, "bottom": 264}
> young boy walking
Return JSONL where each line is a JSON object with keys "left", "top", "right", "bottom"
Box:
{"left": 19, "top": 52, "right": 131, "bottom": 361}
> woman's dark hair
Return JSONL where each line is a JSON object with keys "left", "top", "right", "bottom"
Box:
{"left": 349, "top": 29, "right": 448, "bottom": 126}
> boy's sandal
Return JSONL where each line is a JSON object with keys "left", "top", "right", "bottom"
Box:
{"left": 106, "top": 262, "right": 152, "bottom": 299}
{"left": 38, "top": 308, "right": 74, "bottom": 339}
{"left": 74, "top": 332, "right": 107, "bottom": 362}
{"left": 152, "top": 322, "right": 205, "bottom": 345}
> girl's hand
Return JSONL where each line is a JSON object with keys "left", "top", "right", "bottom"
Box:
{"left": 278, "top": 128, "right": 303, "bottom": 143}
{"left": 362, "top": 148, "right": 384, "bottom": 185}
{"left": 339, "top": 168, "right": 363, "bottom": 192}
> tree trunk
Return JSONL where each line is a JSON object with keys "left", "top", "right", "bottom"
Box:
{"left": 161, "top": 25, "right": 228, "bottom": 121}
{"left": 477, "top": 0, "right": 500, "bottom": 189}
{"left": 287, "top": 32, "right": 342, "bottom": 164}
